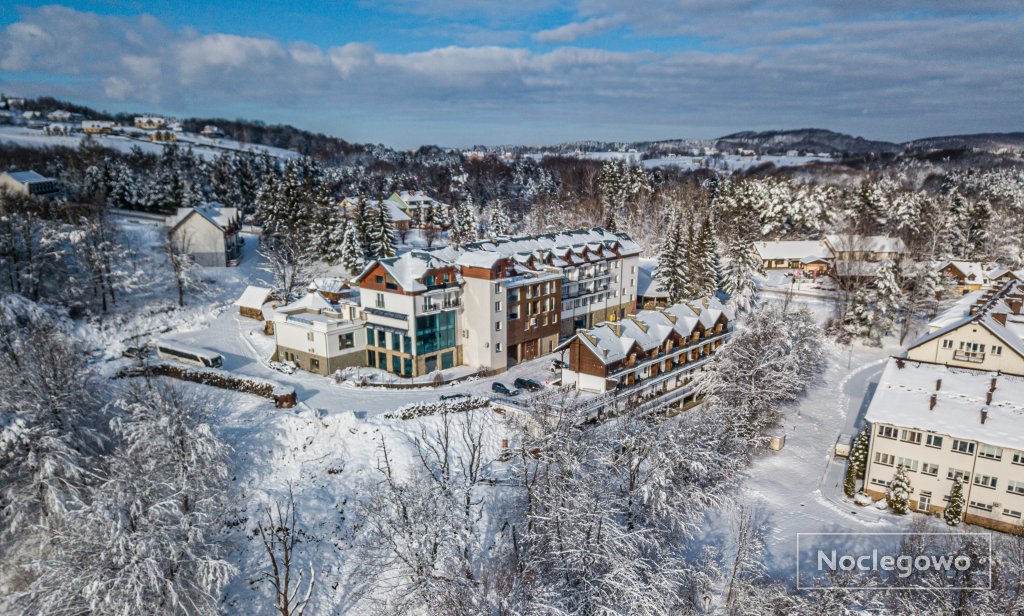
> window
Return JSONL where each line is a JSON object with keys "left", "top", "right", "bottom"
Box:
{"left": 974, "top": 474, "right": 998, "bottom": 489}
{"left": 377, "top": 330, "right": 387, "bottom": 347}
{"left": 877, "top": 426, "right": 898, "bottom": 439}
{"left": 441, "top": 351, "right": 454, "bottom": 370}
{"left": 495, "top": 342, "right": 502, "bottom": 352}
{"left": 870, "top": 478, "right": 889, "bottom": 487}
{"left": 897, "top": 457, "right": 919, "bottom": 472}
{"left": 415, "top": 311, "right": 457, "bottom": 355}
{"left": 1003, "top": 509, "right": 1022, "bottom": 519}
{"left": 1008, "top": 481, "right": 1024, "bottom": 495}
{"left": 494, "top": 283, "right": 501, "bottom": 294}
{"left": 495, "top": 321, "right": 502, "bottom": 331}
{"left": 942, "top": 339, "right": 954, "bottom": 349}
{"left": 375, "top": 275, "right": 384, "bottom": 284}
{"left": 969, "top": 501, "right": 993, "bottom": 512}
{"left": 338, "top": 333, "right": 354, "bottom": 350}
{"left": 495, "top": 301, "right": 502, "bottom": 312}
{"left": 306, "top": 332, "right": 314, "bottom": 342}
{"left": 978, "top": 444, "right": 1003, "bottom": 461}
{"left": 948, "top": 468, "right": 971, "bottom": 483}
{"left": 875, "top": 452, "right": 895, "bottom": 466}
{"left": 403, "top": 357, "right": 412, "bottom": 375}
{"left": 377, "top": 352, "right": 386, "bottom": 370}
{"left": 367, "top": 327, "right": 375, "bottom": 346}
{"left": 375, "top": 293, "right": 385, "bottom": 309}
{"left": 993, "top": 345, "right": 1003, "bottom": 356}
{"left": 310, "top": 358, "right": 319, "bottom": 370}
{"left": 952, "top": 440, "right": 976, "bottom": 455}
{"left": 392, "top": 355, "right": 401, "bottom": 374}
{"left": 926, "top": 434, "right": 944, "bottom": 448}
{"left": 901, "top": 430, "right": 922, "bottom": 444}
{"left": 1014, "top": 452, "right": 1024, "bottom": 465}
{"left": 367, "top": 349, "right": 376, "bottom": 365}
{"left": 921, "top": 463, "right": 939, "bottom": 476}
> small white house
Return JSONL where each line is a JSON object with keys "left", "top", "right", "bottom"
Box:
{"left": 165, "top": 203, "right": 243, "bottom": 267}
{"left": 0, "top": 170, "right": 61, "bottom": 197}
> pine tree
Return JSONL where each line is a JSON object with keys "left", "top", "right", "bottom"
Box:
{"left": 886, "top": 465, "right": 912, "bottom": 514}
{"left": 352, "top": 194, "right": 373, "bottom": 258}
{"left": 449, "top": 195, "right": 478, "bottom": 248}
{"left": 682, "top": 221, "right": 699, "bottom": 298}
{"left": 944, "top": 480, "right": 965, "bottom": 526}
{"left": 370, "top": 202, "right": 396, "bottom": 259}
{"left": 697, "top": 216, "right": 719, "bottom": 297}
{"left": 488, "top": 199, "right": 512, "bottom": 237}
{"left": 656, "top": 214, "right": 687, "bottom": 304}
{"left": 721, "top": 237, "right": 762, "bottom": 313}
{"left": 843, "top": 287, "right": 875, "bottom": 341}
{"left": 844, "top": 428, "right": 870, "bottom": 498}
{"left": 340, "top": 219, "right": 364, "bottom": 274}
{"left": 843, "top": 462, "right": 858, "bottom": 498}
{"left": 872, "top": 260, "right": 905, "bottom": 340}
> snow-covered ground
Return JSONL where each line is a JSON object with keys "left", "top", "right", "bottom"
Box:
{"left": 0, "top": 124, "right": 299, "bottom": 160}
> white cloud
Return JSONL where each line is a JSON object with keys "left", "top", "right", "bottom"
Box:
{"left": 532, "top": 15, "right": 623, "bottom": 43}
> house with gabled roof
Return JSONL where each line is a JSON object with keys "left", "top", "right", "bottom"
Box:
{"left": 386, "top": 190, "right": 451, "bottom": 227}
{"left": 0, "top": 170, "right": 61, "bottom": 197}
{"left": 934, "top": 260, "right": 989, "bottom": 295}
{"left": 165, "top": 202, "right": 243, "bottom": 267}
{"left": 905, "top": 279, "right": 1024, "bottom": 375}
{"left": 556, "top": 297, "right": 733, "bottom": 399}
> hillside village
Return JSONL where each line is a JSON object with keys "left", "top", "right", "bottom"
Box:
{"left": 3, "top": 94, "right": 1024, "bottom": 614}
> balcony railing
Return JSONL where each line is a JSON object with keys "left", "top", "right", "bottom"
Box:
{"left": 953, "top": 350, "right": 986, "bottom": 363}
{"left": 420, "top": 298, "right": 461, "bottom": 313}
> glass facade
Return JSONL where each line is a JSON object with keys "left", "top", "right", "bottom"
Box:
{"left": 415, "top": 311, "right": 456, "bottom": 355}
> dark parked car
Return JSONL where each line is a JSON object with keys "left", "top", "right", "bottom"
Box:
{"left": 491, "top": 382, "right": 520, "bottom": 396}
{"left": 440, "top": 392, "right": 471, "bottom": 401}
{"left": 514, "top": 377, "right": 543, "bottom": 392}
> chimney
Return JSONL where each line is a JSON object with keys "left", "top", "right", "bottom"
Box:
{"left": 993, "top": 312, "right": 1007, "bottom": 326}
{"left": 986, "top": 391, "right": 993, "bottom": 405}
{"left": 896, "top": 358, "right": 906, "bottom": 369}
{"left": 936, "top": 379, "right": 942, "bottom": 391}
{"left": 930, "top": 394, "right": 937, "bottom": 410}
{"left": 1011, "top": 300, "right": 1022, "bottom": 315}
{"left": 981, "top": 407, "right": 989, "bottom": 424}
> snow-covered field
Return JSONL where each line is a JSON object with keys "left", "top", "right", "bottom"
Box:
{"left": 0, "top": 124, "right": 299, "bottom": 160}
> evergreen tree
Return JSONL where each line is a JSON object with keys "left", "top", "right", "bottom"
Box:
{"left": 843, "top": 287, "right": 875, "bottom": 341}
{"left": 352, "top": 195, "right": 373, "bottom": 258}
{"left": 370, "top": 202, "right": 396, "bottom": 259}
{"left": 944, "top": 480, "right": 965, "bottom": 526}
{"left": 697, "top": 216, "right": 720, "bottom": 297}
{"left": 340, "top": 219, "right": 364, "bottom": 274}
{"left": 682, "top": 221, "right": 699, "bottom": 298}
{"left": 721, "top": 237, "right": 762, "bottom": 313}
{"left": 488, "top": 199, "right": 512, "bottom": 237}
{"left": 872, "top": 260, "right": 905, "bottom": 340}
{"left": 844, "top": 428, "right": 870, "bottom": 498}
{"left": 656, "top": 214, "right": 687, "bottom": 304}
{"left": 843, "top": 462, "right": 858, "bottom": 498}
{"left": 449, "top": 195, "right": 478, "bottom": 249}
{"left": 886, "top": 465, "right": 912, "bottom": 514}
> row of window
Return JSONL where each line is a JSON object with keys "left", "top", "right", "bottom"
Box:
{"left": 940, "top": 339, "right": 1004, "bottom": 356}
{"left": 875, "top": 453, "right": 1024, "bottom": 494}
{"left": 878, "top": 426, "right": 1023, "bottom": 463}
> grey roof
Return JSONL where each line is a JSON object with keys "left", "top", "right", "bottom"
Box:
{"left": 4, "top": 170, "right": 51, "bottom": 184}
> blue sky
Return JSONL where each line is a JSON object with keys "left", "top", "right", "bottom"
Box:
{"left": 1, "top": 2, "right": 1021, "bottom": 148}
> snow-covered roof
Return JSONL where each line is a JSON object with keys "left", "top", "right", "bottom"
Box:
{"left": 866, "top": 357, "right": 1024, "bottom": 452}
{"left": 824, "top": 234, "right": 906, "bottom": 255}
{"left": 453, "top": 227, "right": 643, "bottom": 263}
{"left": 831, "top": 260, "right": 882, "bottom": 277}
{"left": 934, "top": 260, "right": 987, "bottom": 283}
{"left": 361, "top": 250, "right": 457, "bottom": 294}
{"left": 637, "top": 259, "right": 668, "bottom": 298}
{"left": 455, "top": 250, "right": 505, "bottom": 269}
{"left": 912, "top": 280, "right": 1024, "bottom": 358}
{"left": 559, "top": 297, "right": 732, "bottom": 365}
{"left": 3, "top": 170, "right": 52, "bottom": 184}
{"left": 167, "top": 202, "right": 238, "bottom": 231}
{"left": 754, "top": 240, "right": 826, "bottom": 261}
{"left": 342, "top": 196, "right": 412, "bottom": 223}
{"left": 276, "top": 291, "right": 334, "bottom": 314}
{"left": 234, "top": 285, "right": 271, "bottom": 309}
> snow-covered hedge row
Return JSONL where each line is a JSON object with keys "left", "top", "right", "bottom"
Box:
{"left": 383, "top": 396, "right": 490, "bottom": 420}
{"left": 117, "top": 363, "right": 277, "bottom": 398}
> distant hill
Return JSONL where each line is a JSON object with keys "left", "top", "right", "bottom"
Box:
{"left": 715, "top": 129, "right": 901, "bottom": 155}
{"left": 901, "top": 132, "right": 1024, "bottom": 152}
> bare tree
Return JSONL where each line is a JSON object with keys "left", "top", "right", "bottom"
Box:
{"left": 255, "top": 484, "right": 316, "bottom": 616}
{"left": 258, "top": 241, "right": 314, "bottom": 302}
{"left": 165, "top": 229, "right": 204, "bottom": 307}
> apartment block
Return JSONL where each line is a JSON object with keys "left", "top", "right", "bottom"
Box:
{"left": 864, "top": 358, "right": 1024, "bottom": 533}
{"left": 272, "top": 291, "right": 366, "bottom": 376}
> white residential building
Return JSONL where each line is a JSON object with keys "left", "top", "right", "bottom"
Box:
{"left": 272, "top": 291, "right": 365, "bottom": 376}
{"left": 864, "top": 357, "right": 1024, "bottom": 533}
{"left": 906, "top": 279, "right": 1024, "bottom": 376}
{"left": 165, "top": 202, "right": 243, "bottom": 267}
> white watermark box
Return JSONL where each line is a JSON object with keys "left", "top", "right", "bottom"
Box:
{"left": 796, "top": 532, "right": 992, "bottom": 590}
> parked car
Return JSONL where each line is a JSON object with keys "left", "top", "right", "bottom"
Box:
{"left": 269, "top": 360, "right": 296, "bottom": 375}
{"left": 549, "top": 359, "right": 566, "bottom": 372}
{"left": 514, "top": 377, "right": 543, "bottom": 392}
{"left": 440, "top": 392, "right": 470, "bottom": 401}
{"left": 491, "top": 382, "right": 520, "bottom": 396}
{"left": 835, "top": 433, "right": 853, "bottom": 458}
